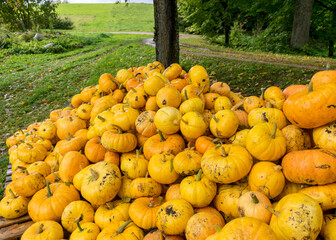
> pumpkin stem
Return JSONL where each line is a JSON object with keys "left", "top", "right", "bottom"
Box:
{"left": 148, "top": 197, "right": 155, "bottom": 208}
{"left": 97, "top": 115, "right": 106, "bottom": 122}
{"left": 38, "top": 224, "right": 44, "bottom": 234}
{"left": 111, "top": 124, "right": 123, "bottom": 134}
{"left": 221, "top": 146, "right": 227, "bottom": 157}
{"left": 181, "top": 118, "right": 188, "bottom": 124}
{"left": 130, "top": 87, "right": 137, "bottom": 93}
{"left": 184, "top": 90, "right": 189, "bottom": 100}
{"left": 26, "top": 142, "right": 34, "bottom": 149}
{"left": 212, "top": 138, "right": 220, "bottom": 143}
{"left": 265, "top": 205, "right": 280, "bottom": 217}
{"left": 265, "top": 102, "right": 272, "bottom": 108}
{"left": 260, "top": 87, "right": 265, "bottom": 100}
{"left": 274, "top": 165, "right": 282, "bottom": 172}
{"left": 122, "top": 197, "right": 131, "bottom": 203}
{"left": 212, "top": 115, "right": 219, "bottom": 123}
{"left": 157, "top": 129, "right": 166, "bottom": 142}
{"left": 196, "top": 169, "right": 203, "bottom": 181}
{"left": 115, "top": 220, "right": 132, "bottom": 235}
{"left": 213, "top": 224, "right": 222, "bottom": 233}
{"left": 231, "top": 100, "right": 244, "bottom": 111}
{"left": 145, "top": 171, "right": 149, "bottom": 178}
{"left": 76, "top": 214, "right": 84, "bottom": 232}
{"left": 197, "top": 84, "right": 206, "bottom": 96}
{"left": 270, "top": 122, "right": 277, "bottom": 139}
{"left": 46, "top": 181, "right": 53, "bottom": 198}
{"left": 106, "top": 201, "right": 114, "bottom": 210}
{"left": 8, "top": 188, "right": 16, "bottom": 199}
{"left": 89, "top": 168, "right": 99, "bottom": 181}
{"left": 170, "top": 158, "right": 174, "bottom": 173}
{"left": 52, "top": 172, "right": 62, "bottom": 182}
{"left": 308, "top": 81, "right": 313, "bottom": 93}
{"left": 250, "top": 193, "right": 259, "bottom": 204}
{"left": 17, "top": 166, "right": 27, "bottom": 171}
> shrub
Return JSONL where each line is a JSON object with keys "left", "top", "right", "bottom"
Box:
{"left": 52, "top": 17, "right": 74, "bottom": 30}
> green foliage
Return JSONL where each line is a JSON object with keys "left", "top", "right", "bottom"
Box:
{"left": 52, "top": 16, "right": 74, "bottom": 30}
{"left": 0, "top": 0, "right": 58, "bottom": 31}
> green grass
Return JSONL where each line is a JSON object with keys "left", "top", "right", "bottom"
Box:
{"left": 57, "top": 3, "right": 154, "bottom": 32}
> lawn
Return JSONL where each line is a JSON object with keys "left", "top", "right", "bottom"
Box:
{"left": 57, "top": 3, "right": 154, "bottom": 32}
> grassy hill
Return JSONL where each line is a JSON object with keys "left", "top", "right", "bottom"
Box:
{"left": 57, "top": 3, "right": 154, "bottom": 32}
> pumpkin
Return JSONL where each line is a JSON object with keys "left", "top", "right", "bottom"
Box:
{"left": 116, "top": 69, "right": 134, "bottom": 85}
{"left": 143, "top": 131, "right": 185, "bottom": 160}
{"left": 181, "top": 84, "right": 205, "bottom": 102}
{"left": 311, "top": 70, "right": 336, "bottom": 85}
{"left": 237, "top": 191, "right": 272, "bottom": 224}
{"left": 90, "top": 95, "right": 118, "bottom": 121}
{"left": 97, "top": 220, "right": 144, "bottom": 240}
{"left": 80, "top": 161, "right": 122, "bottom": 206}
{"left": 0, "top": 188, "right": 29, "bottom": 219}
{"left": 129, "top": 176, "right": 162, "bottom": 198}
{"left": 117, "top": 176, "right": 132, "bottom": 199}
{"left": 214, "top": 96, "right": 233, "bottom": 112}
{"left": 163, "top": 63, "right": 183, "bottom": 80}
{"left": 143, "top": 229, "right": 184, "bottom": 240}
{"left": 38, "top": 121, "right": 57, "bottom": 140}
{"left": 273, "top": 180, "right": 307, "bottom": 202}
{"left": 21, "top": 221, "right": 64, "bottom": 240}
{"left": 125, "top": 76, "right": 144, "bottom": 92}
{"left": 267, "top": 193, "right": 323, "bottom": 240}
{"left": 165, "top": 184, "right": 182, "bottom": 201}
{"left": 282, "top": 124, "right": 311, "bottom": 153}
{"left": 282, "top": 84, "right": 308, "bottom": 99}
{"left": 17, "top": 142, "right": 48, "bottom": 164}
{"left": 13, "top": 172, "right": 46, "bottom": 197}
{"left": 61, "top": 200, "right": 94, "bottom": 233}
{"left": 180, "top": 169, "right": 217, "bottom": 208}
{"left": 299, "top": 183, "right": 336, "bottom": 211}
{"left": 180, "top": 111, "right": 207, "bottom": 139}
{"left": 69, "top": 222, "right": 100, "bottom": 240}
{"left": 123, "top": 86, "right": 148, "bottom": 109}
{"left": 156, "top": 85, "right": 182, "bottom": 108}
{"left": 264, "top": 86, "right": 285, "bottom": 109}
{"left": 120, "top": 149, "right": 148, "bottom": 179}
{"left": 243, "top": 91, "right": 265, "bottom": 113}
{"left": 321, "top": 214, "right": 336, "bottom": 240}
{"left": 84, "top": 137, "right": 107, "bottom": 163}
{"left": 203, "top": 92, "right": 220, "bottom": 109}
{"left": 246, "top": 122, "right": 286, "bottom": 161}
{"left": 201, "top": 144, "right": 253, "bottom": 184}
{"left": 179, "top": 96, "right": 204, "bottom": 114}
{"left": 282, "top": 149, "right": 336, "bottom": 185}
{"left": 101, "top": 126, "right": 137, "bottom": 153}
{"left": 26, "top": 161, "right": 51, "bottom": 177}
{"left": 94, "top": 199, "right": 131, "bottom": 229}
{"left": 57, "top": 135, "right": 87, "bottom": 156}
{"left": 112, "top": 89, "right": 125, "bottom": 103}
{"left": 195, "top": 136, "right": 216, "bottom": 154}
{"left": 135, "top": 111, "right": 157, "bottom": 137}
{"left": 247, "top": 103, "right": 287, "bottom": 130}
{"left": 154, "top": 106, "right": 182, "bottom": 134}
{"left": 210, "top": 109, "right": 239, "bottom": 138}
{"left": 283, "top": 82, "right": 336, "bottom": 128}
{"left": 248, "top": 161, "right": 285, "bottom": 199}
{"left": 129, "top": 197, "right": 163, "bottom": 230}
{"left": 144, "top": 75, "right": 166, "bottom": 95}
{"left": 156, "top": 199, "right": 194, "bottom": 235}
{"left": 56, "top": 116, "right": 86, "bottom": 140}
{"left": 77, "top": 103, "right": 92, "bottom": 120}
{"left": 59, "top": 151, "right": 90, "bottom": 183}
{"left": 313, "top": 121, "right": 336, "bottom": 150}
{"left": 80, "top": 86, "right": 96, "bottom": 103}
{"left": 173, "top": 149, "right": 202, "bottom": 176}
{"left": 213, "top": 180, "right": 249, "bottom": 221}
{"left": 146, "top": 96, "right": 159, "bottom": 111}
{"left": 110, "top": 104, "right": 139, "bottom": 132}
{"left": 210, "top": 81, "right": 230, "bottom": 96}
{"left": 217, "top": 217, "right": 278, "bottom": 240}
{"left": 229, "top": 129, "right": 250, "bottom": 147}
{"left": 28, "top": 182, "right": 80, "bottom": 222}
{"left": 104, "top": 151, "right": 120, "bottom": 166}
{"left": 148, "top": 152, "right": 179, "bottom": 184}
{"left": 185, "top": 212, "right": 225, "bottom": 240}
{"left": 188, "top": 65, "right": 210, "bottom": 93}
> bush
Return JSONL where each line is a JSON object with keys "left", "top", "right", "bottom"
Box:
{"left": 52, "top": 17, "right": 74, "bottom": 30}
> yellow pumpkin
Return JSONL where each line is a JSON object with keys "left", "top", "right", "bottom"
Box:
{"left": 97, "top": 220, "right": 144, "bottom": 240}
{"left": 148, "top": 152, "right": 179, "bottom": 185}
{"left": 21, "top": 221, "right": 64, "bottom": 240}
{"left": 201, "top": 144, "right": 253, "bottom": 184}
{"left": 268, "top": 193, "right": 323, "bottom": 240}
{"left": 247, "top": 104, "right": 287, "bottom": 129}
{"left": 214, "top": 96, "right": 233, "bottom": 112}
{"left": 179, "top": 96, "right": 204, "bottom": 114}
{"left": 321, "top": 214, "right": 336, "bottom": 240}
{"left": 154, "top": 106, "right": 182, "bottom": 134}
{"left": 282, "top": 124, "right": 311, "bottom": 153}
{"left": 313, "top": 121, "right": 336, "bottom": 150}
{"left": 188, "top": 65, "right": 210, "bottom": 93}
{"left": 264, "top": 86, "right": 285, "bottom": 109}
{"left": 0, "top": 188, "right": 29, "bottom": 219}
{"left": 144, "top": 75, "right": 166, "bottom": 96}
{"left": 120, "top": 150, "right": 148, "bottom": 179}
{"left": 299, "top": 183, "right": 336, "bottom": 211}
{"left": 101, "top": 127, "right": 137, "bottom": 153}
{"left": 173, "top": 149, "right": 202, "bottom": 176}
{"left": 246, "top": 122, "right": 286, "bottom": 161}
{"left": 210, "top": 109, "right": 239, "bottom": 138}
{"left": 156, "top": 85, "right": 182, "bottom": 108}
{"left": 229, "top": 129, "right": 250, "bottom": 147}
{"left": 180, "top": 111, "right": 207, "bottom": 139}
{"left": 129, "top": 177, "right": 162, "bottom": 198}
{"left": 156, "top": 199, "right": 194, "bottom": 235}
{"left": 69, "top": 222, "right": 100, "bottom": 240}
{"left": 180, "top": 170, "right": 217, "bottom": 208}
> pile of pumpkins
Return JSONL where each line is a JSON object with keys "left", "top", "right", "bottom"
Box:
{"left": 1, "top": 61, "right": 336, "bottom": 240}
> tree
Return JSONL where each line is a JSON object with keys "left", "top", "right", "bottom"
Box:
{"left": 0, "top": 0, "right": 58, "bottom": 31}
{"left": 290, "top": 0, "right": 314, "bottom": 49}
{"left": 153, "top": 0, "right": 179, "bottom": 67}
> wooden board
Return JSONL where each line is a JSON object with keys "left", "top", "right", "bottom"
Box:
{"left": 0, "top": 221, "right": 33, "bottom": 240}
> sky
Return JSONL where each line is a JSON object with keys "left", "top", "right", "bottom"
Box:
{"left": 63, "top": 0, "right": 153, "bottom": 3}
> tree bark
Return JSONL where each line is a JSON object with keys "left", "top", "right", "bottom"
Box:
{"left": 153, "top": 0, "right": 179, "bottom": 67}
{"left": 290, "top": 0, "right": 314, "bottom": 49}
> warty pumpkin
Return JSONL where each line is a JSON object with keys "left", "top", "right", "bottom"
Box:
{"left": 120, "top": 149, "right": 148, "bottom": 179}
{"left": 101, "top": 125, "right": 137, "bottom": 153}
{"left": 320, "top": 214, "right": 336, "bottom": 240}
{"left": 0, "top": 188, "right": 29, "bottom": 219}
{"left": 96, "top": 220, "right": 144, "bottom": 240}
{"left": 299, "top": 183, "right": 336, "bottom": 211}
{"left": 135, "top": 110, "right": 157, "bottom": 137}
{"left": 173, "top": 148, "right": 202, "bottom": 176}
{"left": 313, "top": 121, "right": 336, "bottom": 150}
{"left": 69, "top": 222, "right": 100, "bottom": 240}
{"left": 21, "top": 221, "right": 64, "bottom": 240}
{"left": 129, "top": 176, "right": 162, "bottom": 198}
{"left": 264, "top": 86, "right": 285, "bottom": 109}
{"left": 281, "top": 124, "right": 311, "bottom": 153}
{"left": 210, "top": 109, "right": 239, "bottom": 138}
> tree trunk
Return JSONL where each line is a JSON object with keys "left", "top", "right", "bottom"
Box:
{"left": 329, "top": 40, "right": 334, "bottom": 58}
{"left": 224, "top": 25, "right": 230, "bottom": 45}
{"left": 290, "top": 0, "right": 314, "bottom": 49}
{"left": 153, "top": 0, "right": 179, "bottom": 67}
